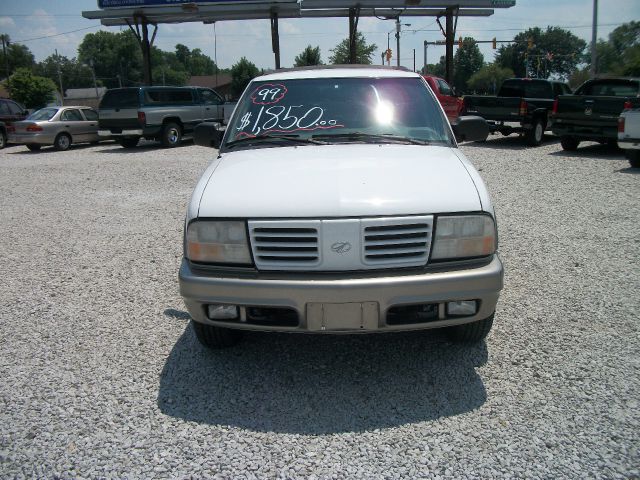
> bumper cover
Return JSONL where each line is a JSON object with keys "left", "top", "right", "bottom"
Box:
{"left": 618, "top": 139, "right": 640, "bottom": 150}
{"left": 179, "top": 256, "right": 504, "bottom": 333}
{"left": 7, "top": 133, "right": 56, "bottom": 145}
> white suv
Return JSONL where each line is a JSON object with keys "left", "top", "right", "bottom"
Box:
{"left": 180, "top": 66, "right": 502, "bottom": 348}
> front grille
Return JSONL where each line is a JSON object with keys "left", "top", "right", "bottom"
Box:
{"left": 361, "top": 217, "right": 432, "bottom": 267}
{"left": 249, "top": 221, "right": 321, "bottom": 270}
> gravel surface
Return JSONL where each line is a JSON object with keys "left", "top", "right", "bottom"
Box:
{"left": 0, "top": 136, "right": 638, "bottom": 479}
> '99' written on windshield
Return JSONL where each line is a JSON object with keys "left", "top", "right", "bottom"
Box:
{"left": 235, "top": 83, "right": 344, "bottom": 138}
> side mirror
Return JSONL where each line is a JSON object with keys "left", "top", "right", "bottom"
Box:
{"left": 451, "top": 116, "right": 489, "bottom": 143}
{"left": 194, "top": 122, "right": 223, "bottom": 149}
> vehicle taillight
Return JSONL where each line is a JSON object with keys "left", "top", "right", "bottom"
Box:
{"left": 552, "top": 99, "right": 559, "bottom": 115}
{"left": 138, "top": 111, "right": 146, "bottom": 125}
{"left": 26, "top": 124, "right": 43, "bottom": 132}
{"left": 519, "top": 99, "right": 528, "bottom": 116}
{"left": 623, "top": 100, "right": 632, "bottom": 111}
{"left": 618, "top": 116, "right": 625, "bottom": 133}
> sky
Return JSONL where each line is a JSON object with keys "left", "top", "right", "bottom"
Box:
{"left": 0, "top": 0, "right": 638, "bottom": 72}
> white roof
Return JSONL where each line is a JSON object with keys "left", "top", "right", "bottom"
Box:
{"left": 257, "top": 67, "right": 420, "bottom": 82}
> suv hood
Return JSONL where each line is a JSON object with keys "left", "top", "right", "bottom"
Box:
{"left": 198, "top": 144, "right": 482, "bottom": 218}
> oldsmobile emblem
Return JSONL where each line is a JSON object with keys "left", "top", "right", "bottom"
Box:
{"left": 331, "top": 241, "right": 352, "bottom": 254}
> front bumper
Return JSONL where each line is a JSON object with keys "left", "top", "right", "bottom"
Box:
{"left": 179, "top": 256, "right": 504, "bottom": 333}
{"left": 7, "top": 132, "right": 56, "bottom": 145}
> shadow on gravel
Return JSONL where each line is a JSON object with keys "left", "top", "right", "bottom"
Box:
{"left": 615, "top": 167, "right": 640, "bottom": 175}
{"left": 548, "top": 143, "right": 625, "bottom": 160}
{"left": 461, "top": 134, "right": 558, "bottom": 151}
{"left": 97, "top": 139, "right": 194, "bottom": 153}
{"left": 5, "top": 141, "right": 116, "bottom": 154}
{"left": 157, "top": 320, "right": 489, "bottom": 434}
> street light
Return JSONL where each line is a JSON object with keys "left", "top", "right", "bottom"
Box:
{"left": 387, "top": 21, "right": 411, "bottom": 67}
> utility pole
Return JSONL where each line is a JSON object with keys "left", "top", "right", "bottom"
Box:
{"left": 413, "top": 48, "right": 416, "bottom": 72}
{"left": 1, "top": 35, "right": 9, "bottom": 81}
{"left": 423, "top": 40, "right": 428, "bottom": 74}
{"left": 55, "top": 49, "right": 64, "bottom": 106}
{"left": 89, "top": 59, "right": 99, "bottom": 100}
{"left": 590, "top": 0, "right": 598, "bottom": 77}
{"left": 395, "top": 18, "right": 401, "bottom": 68}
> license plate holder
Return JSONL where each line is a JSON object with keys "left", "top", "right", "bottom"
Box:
{"left": 306, "top": 302, "right": 379, "bottom": 331}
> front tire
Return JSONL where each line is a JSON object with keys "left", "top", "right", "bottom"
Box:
{"left": 446, "top": 314, "right": 494, "bottom": 343}
{"left": 54, "top": 133, "right": 71, "bottom": 151}
{"left": 525, "top": 119, "right": 545, "bottom": 146}
{"left": 161, "top": 122, "right": 182, "bottom": 148}
{"left": 0, "top": 130, "right": 6, "bottom": 149}
{"left": 560, "top": 136, "right": 579, "bottom": 151}
{"left": 626, "top": 150, "right": 640, "bottom": 168}
{"left": 26, "top": 144, "right": 41, "bottom": 151}
{"left": 192, "top": 321, "right": 243, "bottom": 349}
{"left": 119, "top": 137, "right": 140, "bottom": 149}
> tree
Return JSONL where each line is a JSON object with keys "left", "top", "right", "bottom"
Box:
{"left": 495, "top": 27, "right": 586, "bottom": 79}
{"left": 467, "top": 63, "right": 514, "bottom": 94}
{"left": 78, "top": 30, "right": 142, "bottom": 88}
{"left": 568, "top": 68, "right": 590, "bottom": 90}
{"left": 586, "top": 21, "right": 640, "bottom": 75}
{"left": 3, "top": 68, "right": 56, "bottom": 108}
{"left": 294, "top": 45, "right": 323, "bottom": 67}
{"left": 230, "top": 57, "right": 259, "bottom": 98}
{"left": 421, "top": 56, "right": 446, "bottom": 77}
{"left": 329, "top": 32, "right": 377, "bottom": 65}
{"left": 453, "top": 37, "right": 484, "bottom": 94}
{"left": 174, "top": 43, "right": 217, "bottom": 76}
{"left": 34, "top": 54, "right": 96, "bottom": 90}
{"left": 0, "top": 35, "right": 35, "bottom": 79}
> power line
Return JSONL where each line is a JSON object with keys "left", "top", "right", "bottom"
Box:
{"left": 13, "top": 25, "right": 101, "bottom": 44}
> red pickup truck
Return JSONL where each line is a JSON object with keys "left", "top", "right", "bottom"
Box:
{"left": 422, "top": 75, "right": 463, "bottom": 122}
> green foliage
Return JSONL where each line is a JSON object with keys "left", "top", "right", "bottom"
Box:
{"left": 34, "top": 54, "right": 96, "bottom": 90}
{"left": 568, "top": 68, "right": 590, "bottom": 90}
{"left": 422, "top": 56, "right": 446, "bottom": 77}
{"left": 329, "top": 32, "right": 377, "bottom": 65}
{"left": 230, "top": 57, "right": 259, "bottom": 98}
{"left": 453, "top": 37, "right": 484, "bottom": 94}
{"left": 3, "top": 68, "right": 56, "bottom": 108}
{"left": 588, "top": 21, "right": 640, "bottom": 75}
{"left": 294, "top": 45, "right": 323, "bottom": 67}
{"left": 495, "top": 27, "right": 586, "bottom": 79}
{"left": 467, "top": 63, "right": 514, "bottom": 94}
{"left": 78, "top": 30, "right": 142, "bottom": 88}
{"left": 173, "top": 43, "right": 217, "bottom": 75}
{"left": 0, "top": 35, "right": 35, "bottom": 78}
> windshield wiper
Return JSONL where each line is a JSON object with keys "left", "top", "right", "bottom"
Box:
{"left": 224, "top": 134, "right": 327, "bottom": 150}
{"left": 311, "top": 132, "right": 434, "bottom": 146}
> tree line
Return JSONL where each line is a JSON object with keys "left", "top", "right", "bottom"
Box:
{"left": 1, "top": 21, "right": 638, "bottom": 108}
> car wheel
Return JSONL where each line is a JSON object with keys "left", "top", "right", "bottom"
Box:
{"left": 161, "top": 122, "right": 182, "bottom": 148}
{"left": 525, "top": 119, "right": 544, "bottom": 146}
{"left": 0, "top": 130, "right": 6, "bottom": 149}
{"left": 54, "top": 133, "right": 71, "bottom": 151}
{"left": 446, "top": 314, "right": 494, "bottom": 343}
{"left": 26, "top": 144, "right": 41, "bottom": 151}
{"left": 119, "top": 137, "right": 140, "bottom": 149}
{"left": 560, "top": 136, "right": 579, "bottom": 151}
{"left": 626, "top": 150, "right": 640, "bottom": 168}
{"left": 192, "top": 321, "right": 243, "bottom": 349}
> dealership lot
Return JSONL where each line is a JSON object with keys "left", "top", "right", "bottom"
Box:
{"left": 0, "top": 138, "right": 638, "bottom": 478}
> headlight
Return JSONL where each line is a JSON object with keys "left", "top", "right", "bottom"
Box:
{"left": 186, "top": 221, "right": 252, "bottom": 264}
{"left": 431, "top": 215, "right": 496, "bottom": 261}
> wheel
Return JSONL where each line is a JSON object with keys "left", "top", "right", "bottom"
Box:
{"left": 26, "top": 144, "right": 41, "bottom": 151}
{"left": 560, "top": 136, "right": 579, "bottom": 151}
{"left": 446, "top": 314, "right": 494, "bottom": 343}
{"left": 192, "top": 320, "right": 243, "bottom": 349}
{"left": 0, "top": 130, "right": 6, "bottom": 149}
{"left": 54, "top": 133, "right": 71, "bottom": 151}
{"left": 161, "top": 122, "right": 182, "bottom": 148}
{"left": 626, "top": 150, "right": 640, "bottom": 168}
{"left": 119, "top": 137, "right": 140, "bottom": 149}
{"left": 525, "top": 119, "right": 545, "bottom": 146}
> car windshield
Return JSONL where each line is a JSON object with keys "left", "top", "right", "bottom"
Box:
{"left": 223, "top": 76, "right": 453, "bottom": 151}
{"left": 28, "top": 108, "right": 58, "bottom": 121}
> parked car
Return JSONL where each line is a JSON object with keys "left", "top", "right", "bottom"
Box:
{"left": 180, "top": 65, "right": 501, "bottom": 349}
{"left": 618, "top": 107, "right": 640, "bottom": 168}
{"left": 422, "top": 75, "right": 463, "bottom": 122}
{"left": 463, "top": 78, "right": 572, "bottom": 145}
{"left": 552, "top": 77, "right": 640, "bottom": 151}
{"left": 98, "top": 86, "right": 235, "bottom": 148}
{"left": 7, "top": 106, "right": 101, "bottom": 151}
{"left": 0, "top": 98, "right": 29, "bottom": 148}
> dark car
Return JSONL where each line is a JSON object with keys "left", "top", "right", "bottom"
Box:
{"left": 463, "top": 78, "right": 572, "bottom": 145}
{"left": 0, "top": 98, "right": 29, "bottom": 148}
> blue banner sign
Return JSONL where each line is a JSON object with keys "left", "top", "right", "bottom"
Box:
{"left": 98, "top": 0, "right": 267, "bottom": 8}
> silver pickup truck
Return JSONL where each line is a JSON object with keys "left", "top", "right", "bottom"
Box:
{"left": 98, "top": 86, "right": 236, "bottom": 148}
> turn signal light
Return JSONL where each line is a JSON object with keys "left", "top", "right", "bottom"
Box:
{"left": 519, "top": 99, "right": 528, "bottom": 116}
{"left": 137, "top": 111, "right": 146, "bottom": 125}
{"left": 623, "top": 100, "right": 632, "bottom": 111}
{"left": 26, "top": 124, "right": 43, "bottom": 132}
{"left": 618, "top": 116, "right": 625, "bottom": 133}
{"left": 552, "top": 99, "right": 559, "bottom": 115}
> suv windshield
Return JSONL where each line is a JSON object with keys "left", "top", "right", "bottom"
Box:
{"left": 28, "top": 108, "right": 59, "bottom": 121}
{"left": 223, "top": 77, "right": 453, "bottom": 150}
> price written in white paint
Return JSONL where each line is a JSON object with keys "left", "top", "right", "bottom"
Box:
{"left": 236, "top": 105, "right": 343, "bottom": 137}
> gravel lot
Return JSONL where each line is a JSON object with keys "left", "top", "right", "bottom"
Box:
{"left": 0, "top": 136, "right": 638, "bottom": 479}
